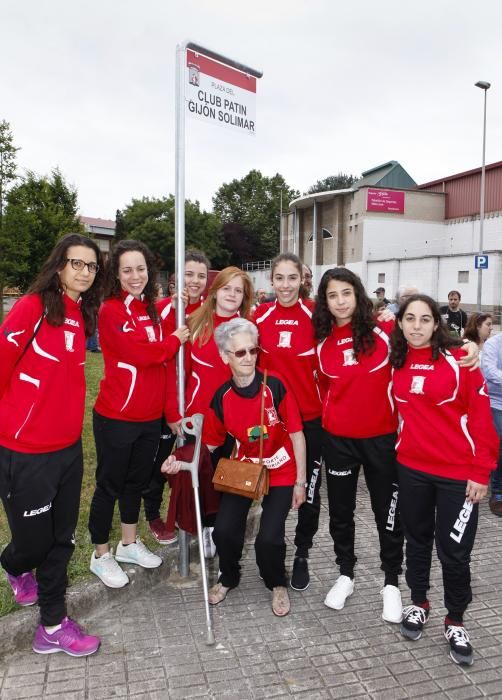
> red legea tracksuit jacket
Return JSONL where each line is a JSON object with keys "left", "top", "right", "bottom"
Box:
{"left": 392, "top": 345, "right": 498, "bottom": 484}
{"left": 253, "top": 299, "right": 322, "bottom": 422}
{"left": 94, "top": 293, "right": 180, "bottom": 422}
{"left": 317, "top": 319, "right": 397, "bottom": 438}
{"left": 0, "top": 294, "right": 87, "bottom": 453}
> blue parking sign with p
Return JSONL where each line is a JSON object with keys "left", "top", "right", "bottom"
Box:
{"left": 475, "top": 255, "right": 489, "bottom": 269}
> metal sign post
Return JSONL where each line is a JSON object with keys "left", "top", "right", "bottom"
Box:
{"left": 174, "top": 40, "right": 262, "bottom": 577}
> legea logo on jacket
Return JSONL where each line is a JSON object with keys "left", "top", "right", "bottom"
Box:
{"left": 24, "top": 502, "right": 52, "bottom": 517}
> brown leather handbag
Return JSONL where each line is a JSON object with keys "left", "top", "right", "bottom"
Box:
{"left": 212, "top": 371, "right": 270, "bottom": 500}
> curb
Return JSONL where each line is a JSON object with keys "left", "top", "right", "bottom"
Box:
{"left": 0, "top": 504, "right": 262, "bottom": 656}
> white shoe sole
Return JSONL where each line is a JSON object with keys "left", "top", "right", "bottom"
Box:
{"left": 115, "top": 555, "right": 162, "bottom": 569}
{"left": 90, "top": 567, "right": 129, "bottom": 589}
{"left": 382, "top": 611, "right": 403, "bottom": 623}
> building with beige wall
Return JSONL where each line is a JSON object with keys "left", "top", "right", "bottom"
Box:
{"left": 281, "top": 160, "right": 502, "bottom": 311}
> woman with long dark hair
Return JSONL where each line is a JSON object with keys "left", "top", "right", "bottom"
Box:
{"left": 390, "top": 295, "right": 497, "bottom": 666}
{"left": 253, "top": 253, "right": 322, "bottom": 591}
{"left": 463, "top": 312, "right": 493, "bottom": 353}
{"left": 88, "top": 240, "right": 189, "bottom": 589}
{"left": 143, "top": 249, "right": 210, "bottom": 545}
{"left": 0, "top": 232, "right": 103, "bottom": 656}
{"left": 313, "top": 267, "right": 404, "bottom": 623}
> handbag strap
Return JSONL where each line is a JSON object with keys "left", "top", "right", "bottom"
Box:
{"left": 258, "top": 369, "right": 268, "bottom": 465}
{"left": 228, "top": 369, "right": 268, "bottom": 462}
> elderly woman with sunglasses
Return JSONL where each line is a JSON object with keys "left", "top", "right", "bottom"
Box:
{"left": 164, "top": 318, "right": 306, "bottom": 616}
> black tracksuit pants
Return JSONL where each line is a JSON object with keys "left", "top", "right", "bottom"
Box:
{"left": 294, "top": 417, "right": 323, "bottom": 558}
{"left": 213, "top": 486, "right": 293, "bottom": 590}
{"left": 143, "top": 424, "right": 176, "bottom": 522}
{"left": 0, "top": 441, "right": 83, "bottom": 626}
{"left": 398, "top": 464, "right": 478, "bottom": 619}
{"left": 323, "top": 432, "right": 403, "bottom": 579}
{"left": 89, "top": 411, "right": 161, "bottom": 545}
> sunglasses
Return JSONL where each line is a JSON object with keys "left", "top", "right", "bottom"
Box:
{"left": 226, "top": 346, "right": 259, "bottom": 359}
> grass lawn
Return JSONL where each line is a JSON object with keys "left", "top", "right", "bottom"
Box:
{"left": 0, "top": 352, "right": 156, "bottom": 617}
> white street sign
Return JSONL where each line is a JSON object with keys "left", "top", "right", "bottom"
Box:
{"left": 185, "top": 48, "right": 257, "bottom": 135}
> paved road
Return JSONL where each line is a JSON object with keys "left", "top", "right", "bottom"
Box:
{"left": 1, "top": 481, "right": 501, "bottom": 699}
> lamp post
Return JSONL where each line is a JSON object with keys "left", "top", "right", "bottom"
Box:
{"left": 475, "top": 80, "right": 490, "bottom": 311}
{"left": 279, "top": 186, "right": 283, "bottom": 250}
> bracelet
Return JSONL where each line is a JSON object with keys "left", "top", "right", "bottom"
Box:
{"left": 294, "top": 481, "right": 307, "bottom": 488}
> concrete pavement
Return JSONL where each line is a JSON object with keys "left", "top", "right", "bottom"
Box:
{"left": 1, "top": 480, "right": 501, "bottom": 699}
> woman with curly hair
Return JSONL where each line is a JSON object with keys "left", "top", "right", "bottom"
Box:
{"left": 390, "top": 295, "right": 497, "bottom": 666}
{"left": 88, "top": 240, "right": 189, "bottom": 589}
{"left": 313, "top": 267, "right": 404, "bottom": 623}
{"left": 0, "top": 233, "right": 103, "bottom": 656}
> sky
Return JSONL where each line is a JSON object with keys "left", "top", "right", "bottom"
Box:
{"left": 2, "top": 0, "right": 502, "bottom": 220}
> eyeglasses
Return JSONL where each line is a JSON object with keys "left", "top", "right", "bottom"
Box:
{"left": 226, "top": 346, "right": 259, "bottom": 359}
{"left": 67, "top": 258, "right": 99, "bottom": 274}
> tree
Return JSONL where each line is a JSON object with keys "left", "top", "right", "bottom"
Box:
{"left": 117, "top": 195, "right": 229, "bottom": 271}
{"left": 306, "top": 172, "right": 358, "bottom": 195}
{"left": 0, "top": 120, "right": 20, "bottom": 322}
{"left": 3, "top": 169, "right": 83, "bottom": 291}
{"left": 212, "top": 170, "right": 299, "bottom": 262}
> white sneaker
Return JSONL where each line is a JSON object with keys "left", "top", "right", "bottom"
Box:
{"left": 90, "top": 551, "right": 129, "bottom": 588}
{"left": 381, "top": 584, "right": 403, "bottom": 623}
{"left": 115, "top": 538, "right": 162, "bottom": 569}
{"left": 324, "top": 575, "right": 354, "bottom": 610}
{"left": 203, "top": 527, "right": 216, "bottom": 558}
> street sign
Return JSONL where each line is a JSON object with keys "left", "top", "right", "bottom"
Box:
{"left": 186, "top": 48, "right": 257, "bottom": 135}
{"left": 475, "top": 255, "right": 489, "bottom": 269}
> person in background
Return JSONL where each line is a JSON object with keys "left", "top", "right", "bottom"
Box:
{"left": 254, "top": 253, "right": 322, "bottom": 592}
{"left": 390, "top": 294, "right": 497, "bottom": 666}
{"left": 463, "top": 312, "right": 493, "bottom": 354}
{"left": 387, "top": 285, "right": 419, "bottom": 314}
{"left": 144, "top": 250, "right": 210, "bottom": 545}
{"left": 374, "top": 287, "right": 391, "bottom": 306}
{"left": 188, "top": 318, "right": 306, "bottom": 616}
{"left": 256, "top": 289, "right": 268, "bottom": 305}
{"left": 481, "top": 330, "right": 502, "bottom": 517}
{"left": 0, "top": 233, "right": 103, "bottom": 656}
{"left": 167, "top": 274, "right": 176, "bottom": 297}
{"left": 300, "top": 264, "right": 313, "bottom": 299}
{"left": 88, "top": 240, "right": 189, "bottom": 589}
{"left": 440, "top": 290, "right": 468, "bottom": 337}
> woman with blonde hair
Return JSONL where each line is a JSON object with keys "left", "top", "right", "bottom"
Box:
{"left": 184, "top": 266, "right": 253, "bottom": 416}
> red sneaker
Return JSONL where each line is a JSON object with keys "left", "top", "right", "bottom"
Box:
{"left": 148, "top": 518, "right": 178, "bottom": 544}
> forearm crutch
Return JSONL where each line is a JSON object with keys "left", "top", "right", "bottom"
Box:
{"left": 178, "top": 413, "right": 215, "bottom": 646}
